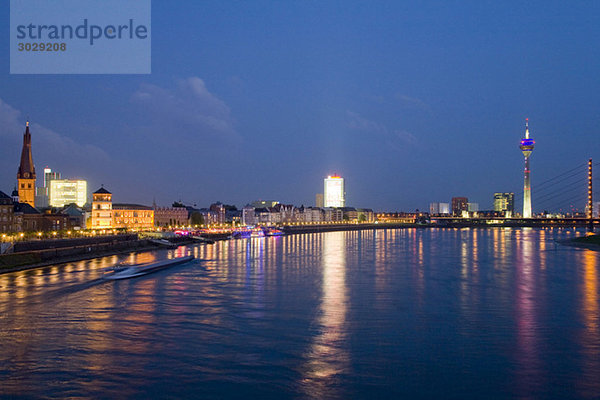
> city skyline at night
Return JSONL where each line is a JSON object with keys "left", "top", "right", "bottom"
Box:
{"left": 1, "top": 2, "right": 599, "bottom": 212}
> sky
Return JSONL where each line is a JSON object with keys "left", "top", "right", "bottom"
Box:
{"left": 1, "top": 1, "right": 599, "bottom": 211}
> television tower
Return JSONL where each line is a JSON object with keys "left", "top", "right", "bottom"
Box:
{"left": 519, "top": 118, "right": 535, "bottom": 218}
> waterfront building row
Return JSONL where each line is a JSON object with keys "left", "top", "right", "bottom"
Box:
{"left": 241, "top": 205, "right": 374, "bottom": 225}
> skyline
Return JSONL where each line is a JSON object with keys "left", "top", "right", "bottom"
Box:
{"left": 1, "top": 1, "right": 599, "bottom": 210}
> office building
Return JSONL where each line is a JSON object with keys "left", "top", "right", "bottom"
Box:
{"left": 44, "top": 167, "right": 60, "bottom": 188}
{"left": 467, "top": 203, "right": 479, "bottom": 212}
{"left": 451, "top": 197, "right": 468, "bottom": 216}
{"left": 49, "top": 179, "right": 87, "bottom": 207}
{"left": 430, "top": 202, "right": 450, "bottom": 215}
{"left": 324, "top": 175, "right": 345, "bottom": 208}
{"left": 494, "top": 193, "right": 515, "bottom": 215}
{"left": 36, "top": 167, "right": 61, "bottom": 207}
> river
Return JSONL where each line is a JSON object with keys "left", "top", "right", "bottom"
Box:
{"left": 0, "top": 228, "right": 598, "bottom": 399}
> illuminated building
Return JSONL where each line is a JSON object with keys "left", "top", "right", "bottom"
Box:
{"left": 251, "top": 200, "right": 279, "bottom": 208}
{"left": 49, "top": 179, "right": 87, "bottom": 207}
{"left": 36, "top": 167, "right": 61, "bottom": 207}
{"left": 519, "top": 119, "right": 535, "bottom": 218}
{"left": 451, "top": 197, "right": 468, "bottom": 216}
{"left": 242, "top": 206, "right": 256, "bottom": 225}
{"left": 324, "top": 175, "right": 345, "bottom": 208}
{"left": 91, "top": 187, "right": 113, "bottom": 229}
{"left": 376, "top": 212, "right": 417, "bottom": 224}
{"left": 323, "top": 207, "right": 343, "bottom": 221}
{"left": 17, "top": 121, "right": 36, "bottom": 207}
{"left": 430, "top": 202, "right": 450, "bottom": 215}
{"left": 494, "top": 193, "right": 514, "bottom": 216}
{"left": 154, "top": 206, "right": 189, "bottom": 227}
{"left": 302, "top": 207, "right": 324, "bottom": 223}
{"left": 467, "top": 203, "right": 479, "bottom": 212}
{"left": 210, "top": 202, "right": 226, "bottom": 224}
{"left": 44, "top": 167, "right": 60, "bottom": 188}
{"left": 356, "top": 208, "right": 375, "bottom": 222}
{"left": 113, "top": 204, "right": 154, "bottom": 230}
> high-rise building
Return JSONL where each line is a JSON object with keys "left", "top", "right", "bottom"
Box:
{"left": 44, "top": 167, "right": 60, "bottom": 189}
{"left": 49, "top": 179, "right": 87, "bottom": 207}
{"left": 494, "top": 193, "right": 515, "bottom": 215}
{"left": 36, "top": 167, "right": 62, "bottom": 208}
{"left": 467, "top": 203, "right": 479, "bottom": 212}
{"left": 17, "top": 121, "right": 36, "bottom": 207}
{"left": 451, "top": 197, "right": 468, "bottom": 216}
{"left": 91, "top": 187, "right": 113, "bottom": 229}
{"left": 324, "top": 175, "right": 345, "bottom": 208}
{"left": 520, "top": 119, "right": 535, "bottom": 218}
{"left": 429, "top": 202, "right": 450, "bottom": 215}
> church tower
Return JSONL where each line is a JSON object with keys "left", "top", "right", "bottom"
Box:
{"left": 17, "top": 121, "right": 36, "bottom": 207}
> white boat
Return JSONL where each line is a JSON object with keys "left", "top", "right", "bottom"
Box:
{"left": 149, "top": 238, "right": 179, "bottom": 248}
{"left": 104, "top": 255, "right": 195, "bottom": 280}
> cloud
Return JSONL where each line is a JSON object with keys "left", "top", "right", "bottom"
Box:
{"left": 346, "top": 111, "right": 418, "bottom": 146}
{"left": 0, "top": 98, "right": 112, "bottom": 190}
{"left": 131, "top": 77, "right": 239, "bottom": 142}
{"left": 395, "top": 94, "right": 432, "bottom": 113}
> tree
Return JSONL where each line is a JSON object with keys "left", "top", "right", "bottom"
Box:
{"left": 190, "top": 212, "right": 204, "bottom": 225}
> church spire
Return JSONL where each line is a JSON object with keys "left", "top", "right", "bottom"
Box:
{"left": 16, "top": 121, "right": 36, "bottom": 207}
{"left": 17, "top": 121, "right": 36, "bottom": 180}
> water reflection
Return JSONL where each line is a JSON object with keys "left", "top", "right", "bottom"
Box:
{"left": 514, "top": 228, "right": 544, "bottom": 395}
{"left": 579, "top": 250, "right": 600, "bottom": 397}
{"left": 301, "top": 232, "right": 349, "bottom": 398}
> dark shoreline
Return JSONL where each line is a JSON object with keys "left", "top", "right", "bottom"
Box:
{"left": 0, "top": 242, "right": 159, "bottom": 275}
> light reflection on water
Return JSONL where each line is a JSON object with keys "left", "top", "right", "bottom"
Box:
{"left": 301, "top": 232, "right": 348, "bottom": 399}
{"left": 0, "top": 228, "right": 599, "bottom": 399}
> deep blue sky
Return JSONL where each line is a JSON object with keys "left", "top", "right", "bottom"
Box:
{"left": 1, "top": 1, "right": 599, "bottom": 211}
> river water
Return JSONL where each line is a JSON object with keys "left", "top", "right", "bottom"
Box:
{"left": 0, "top": 228, "right": 599, "bottom": 399}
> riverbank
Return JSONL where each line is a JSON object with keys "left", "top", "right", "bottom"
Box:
{"left": 0, "top": 241, "right": 160, "bottom": 275}
{"left": 0, "top": 234, "right": 207, "bottom": 274}
{"left": 559, "top": 234, "right": 600, "bottom": 251}
{"left": 0, "top": 235, "right": 154, "bottom": 274}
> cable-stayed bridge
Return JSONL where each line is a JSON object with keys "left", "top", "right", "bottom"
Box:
{"left": 431, "top": 159, "right": 599, "bottom": 229}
